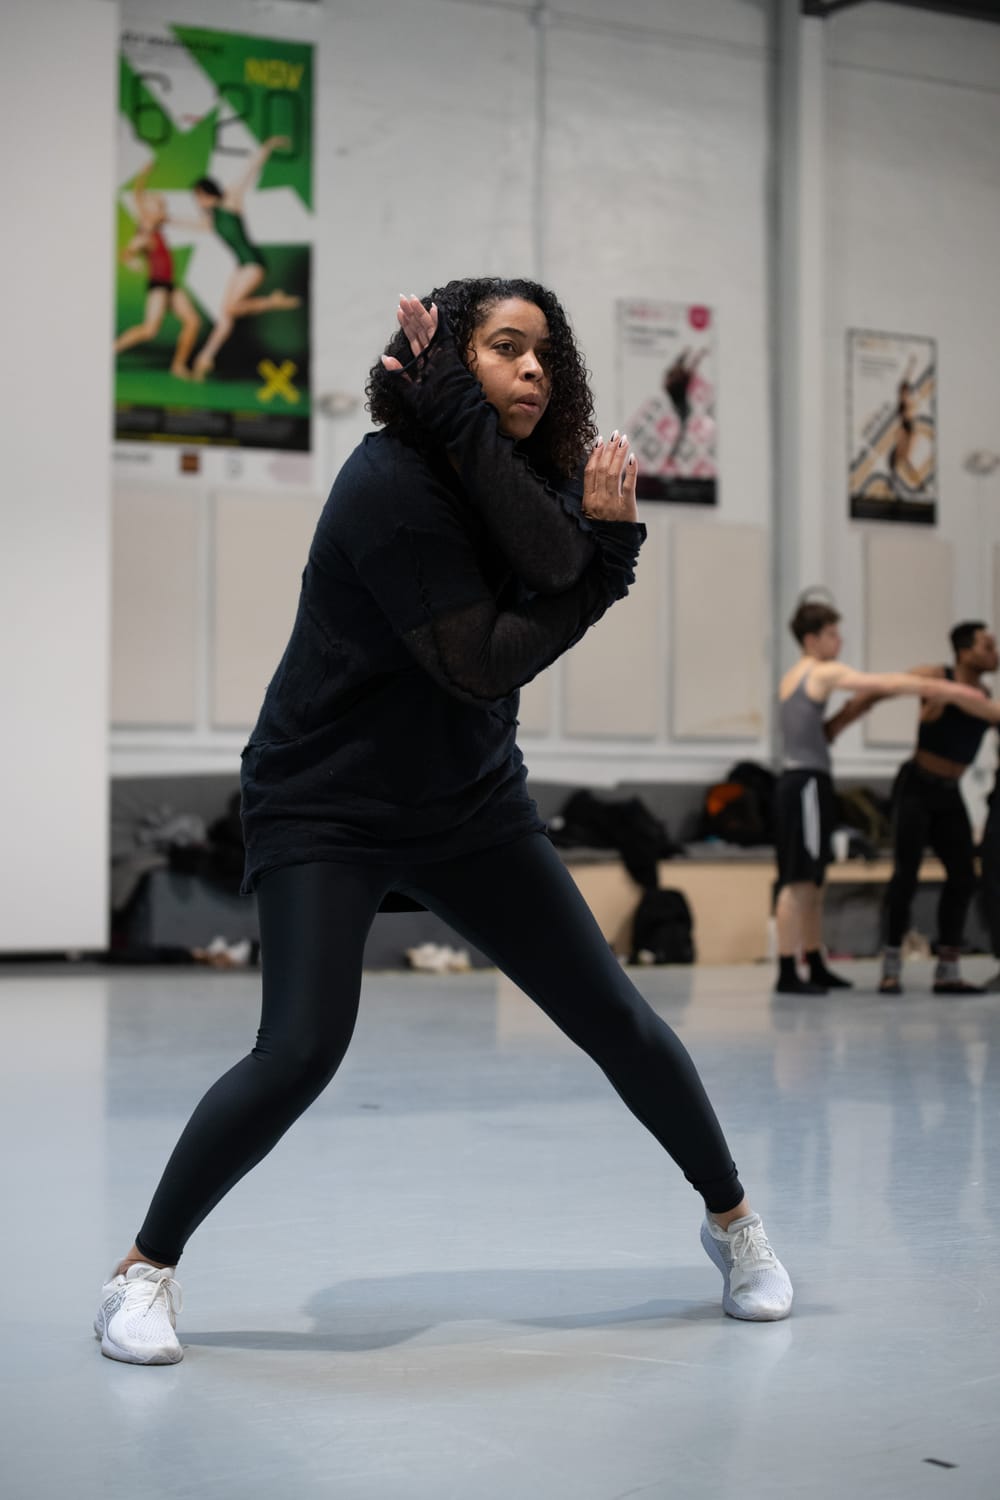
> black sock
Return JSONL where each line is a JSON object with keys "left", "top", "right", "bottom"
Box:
{"left": 778, "top": 955, "right": 798, "bottom": 985}
{"left": 806, "top": 949, "right": 853, "bottom": 989}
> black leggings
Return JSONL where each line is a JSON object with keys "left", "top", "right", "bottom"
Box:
{"left": 884, "top": 762, "right": 977, "bottom": 949}
{"left": 979, "top": 791, "right": 1000, "bottom": 959}
{"left": 135, "top": 834, "right": 743, "bottom": 1264}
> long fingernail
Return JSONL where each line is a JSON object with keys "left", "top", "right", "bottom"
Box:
{"left": 619, "top": 433, "right": 629, "bottom": 447}
{"left": 627, "top": 452, "right": 636, "bottom": 466}
{"left": 610, "top": 430, "right": 619, "bottom": 443}
{"left": 595, "top": 436, "right": 604, "bottom": 448}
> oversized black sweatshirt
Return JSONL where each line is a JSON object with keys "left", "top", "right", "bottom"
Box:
{"left": 240, "top": 327, "right": 646, "bottom": 892}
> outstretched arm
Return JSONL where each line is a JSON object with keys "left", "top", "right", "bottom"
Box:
{"left": 824, "top": 663, "right": 944, "bottom": 738}
{"left": 930, "top": 690, "right": 1000, "bottom": 725}
{"left": 815, "top": 660, "right": 986, "bottom": 710}
{"left": 824, "top": 690, "right": 882, "bottom": 742}
{"left": 130, "top": 160, "right": 154, "bottom": 212}
{"left": 225, "top": 135, "right": 290, "bottom": 208}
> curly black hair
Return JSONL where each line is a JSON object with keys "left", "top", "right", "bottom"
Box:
{"left": 365, "top": 277, "right": 597, "bottom": 479}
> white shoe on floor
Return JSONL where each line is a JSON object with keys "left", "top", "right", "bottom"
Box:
{"left": 700, "top": 1212, "right": 793, "bottom": 1321}
{"left": 94, "top": 1263, "right": 184, "bottom": 1364}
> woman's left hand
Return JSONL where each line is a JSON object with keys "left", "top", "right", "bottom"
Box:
{"left": 381, "top": 294, "right": 438, "bottom": 375}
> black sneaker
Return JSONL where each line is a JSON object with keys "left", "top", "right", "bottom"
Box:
{"left": 775, "top": 976, "right": 827, "bottom": 995}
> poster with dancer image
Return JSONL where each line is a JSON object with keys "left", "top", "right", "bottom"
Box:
{"left": 617, "top": 300, "right": 717, "bottom": 505}
{"left": 114, "top": 22, "right": 312, "bottom": 472}
{"left": 848, "top": 330, "right": 936, "bottom": 525}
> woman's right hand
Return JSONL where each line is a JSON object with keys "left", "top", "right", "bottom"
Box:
{"left": 582, "top": 432, "right": 639, "bottom": 522}
{"left": 381, "top": 294, "right": 438, "bottom": 377}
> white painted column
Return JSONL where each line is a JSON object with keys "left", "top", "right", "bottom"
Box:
{"left": 0, "top": 0, "right": 118, "bottom": 950}
{"left": 772, "top": 3, "right": 828, "bottom": 681}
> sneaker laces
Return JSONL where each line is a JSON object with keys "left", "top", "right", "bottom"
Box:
{"left": 729, "top": 1220, "right": 778, "bottom": 1273}
{"left": 128, "top": 1270, "right": 183, "bottom": 1321}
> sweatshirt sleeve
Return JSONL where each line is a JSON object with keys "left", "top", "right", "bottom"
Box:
{"left": 339, "top": 446, "right": 644, "bottom": 707}
{"left": 389, "top": 321, "right": 644, "bottom": 595}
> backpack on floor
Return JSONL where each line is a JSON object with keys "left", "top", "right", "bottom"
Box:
{"left": 700, "top": 780, "right": 770, "bottom": 847}
{"left": 630, "top": 888, "right": 695, "bottom": 965}
{"left": 699, "top": 760, "right": 776, "bottom": 848}
{"left": 549, "top": 789, "right": 679, "bottom": 889}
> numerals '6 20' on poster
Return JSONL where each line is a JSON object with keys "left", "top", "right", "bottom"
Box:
{"left": 114, "top": 22, "right": 313, "bottom": 456}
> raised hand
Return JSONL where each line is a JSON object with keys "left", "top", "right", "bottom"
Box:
{"left": 381, "top": 294, "right": 439, "bottom": 375}
{"left": 582, "top": 432, "right": 639, "bottom": 523}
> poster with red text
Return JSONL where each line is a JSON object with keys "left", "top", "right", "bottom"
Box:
{"left": 617, "top": 300, "right": 717, "bottom": 505}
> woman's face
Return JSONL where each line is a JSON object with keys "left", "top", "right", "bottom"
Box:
{"left": 467, "top": 298, "right": 552, "bottom": 440}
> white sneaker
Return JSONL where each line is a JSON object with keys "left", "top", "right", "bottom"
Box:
{"left": 700, "top": 1212, "right": 793, "bottom": 1321}
{"left": 94, "top": 1263, "right": 184, "bottom": 1364}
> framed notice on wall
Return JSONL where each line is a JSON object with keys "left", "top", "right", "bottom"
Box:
{"left": 617, "top": 300, "right": 717, "bottom": 505}
{"left": 848, "top": 329, "right": 937, "bottom": 525}
{"left": 113, "top": 21, "right": 313, "bottom": 482}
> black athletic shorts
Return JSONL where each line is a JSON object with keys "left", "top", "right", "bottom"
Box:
{"left": 147, "top": 279, "right": 175, "bottom": 293}
{"left": 775, "top": 768, "right": 835, "bottom": 887}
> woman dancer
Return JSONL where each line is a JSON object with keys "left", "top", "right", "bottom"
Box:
{"left": 176, "top": 135, "right": 300, "bottom": 380}
{"left": 663, "top": 346, "right": 706, "bottom": 461}
{"left": 95, "top": 278, "right": 793, "bottom": 1365}
{"left": 114, "top": 162, "right": 201, "bottom": 378}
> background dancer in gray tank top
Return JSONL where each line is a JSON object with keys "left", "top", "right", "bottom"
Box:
{"left": 774, "top": 598, "right": 980, "bottom": 995}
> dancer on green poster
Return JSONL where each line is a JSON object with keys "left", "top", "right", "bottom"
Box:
{"left": 171, "top": 135, "right": 301, "bottom": 381}
{"left": 114, "top": 162, "right": 201, "bottom": 379}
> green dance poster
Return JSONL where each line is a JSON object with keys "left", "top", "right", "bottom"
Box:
{"left": 114, "top": 22, "right": 312, "bottom": 460}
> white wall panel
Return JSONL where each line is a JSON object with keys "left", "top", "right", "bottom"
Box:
{"left": 212, "top": 492, "right": 323, "bottom": 729}
{"left": 671, "top": 521, "right": 767, "bottom": 740}
{"left": 565, "top": 513, "right": 664, "bottom": 738}
{"left": 112, "top": 489, "right": 200, "bottom": 727}
{"left": 864, "top": 531, "right": 954, "bottom": 747}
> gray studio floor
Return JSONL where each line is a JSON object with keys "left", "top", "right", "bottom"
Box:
{"left": 2, "top": 955, "right": 1000, "bottom": 1500}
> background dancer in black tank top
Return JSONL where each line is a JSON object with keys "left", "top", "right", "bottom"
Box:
{"left": 879, "top": 622, "right": 1000, "bottom": 995}
{"left": 774, "top": 598, "right": 978, "bottom": 996}
{"left": 95, "top": 278, "right": 797, "bottom": 1366}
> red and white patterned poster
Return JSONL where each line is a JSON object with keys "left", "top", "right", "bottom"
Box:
{"left": 617, "top": 299, "right": 717, "bottom": 505}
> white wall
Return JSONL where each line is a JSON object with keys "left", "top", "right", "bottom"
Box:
{"left": 0, "top": 0, "right": 117, "bottom": 951}
{"left": 821, "top": 2, "right": 1000, "bottom": 778}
